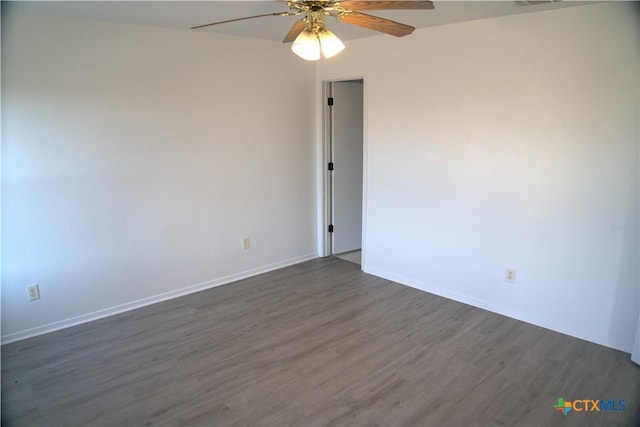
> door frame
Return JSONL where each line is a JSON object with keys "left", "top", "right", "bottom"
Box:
{"left": 317, "top": 75, "right": 367, "bottom": 265}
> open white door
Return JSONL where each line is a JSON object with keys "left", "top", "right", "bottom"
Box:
{"left": 330, "top": 80, "right": 364, "bottom": 255}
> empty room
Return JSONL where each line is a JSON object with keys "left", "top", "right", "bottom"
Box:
{"left": 1, "top": 0, "right": 639, "bottom": 425}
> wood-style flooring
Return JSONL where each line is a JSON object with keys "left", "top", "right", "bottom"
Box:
{"left": 2, "top": 257, "right": 639, "bottom": 426}
{"left": 333, "top": 250, "right": 361, "bottom": 265}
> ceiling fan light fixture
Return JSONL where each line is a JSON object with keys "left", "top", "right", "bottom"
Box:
{"left": 291, "top": 29, "right": 321, "bottom": 61}
{"left": 291, "top": 28, "right": 345, "bottom": 61}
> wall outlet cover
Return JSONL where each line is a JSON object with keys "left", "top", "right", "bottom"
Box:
{"left": 27, "top": 284, "right": 41, "bottom": 301}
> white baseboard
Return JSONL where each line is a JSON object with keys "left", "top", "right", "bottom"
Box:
{"left": 1, "top": 253, "right": 318, "bottom": 345}
{"left": 364, "top": 266, "right": 631, "bottom": 354}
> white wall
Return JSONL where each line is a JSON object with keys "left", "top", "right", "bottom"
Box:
{"left": 317, "top": 2, "right": 640, "bottom": 351}
{"left": 1, "top": 11, "right": 317, "bottom": 341}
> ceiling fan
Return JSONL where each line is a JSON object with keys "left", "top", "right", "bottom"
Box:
{"left": 191, "top": 1, "right": 434, "bottom": 61}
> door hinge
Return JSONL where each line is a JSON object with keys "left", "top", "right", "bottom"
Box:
{"left": 328, "top": 224, "right": 334, "bottom": 233}
{"left": 328, "top": 97, "right": 334, "bottom": 106}
{"left": 328, "top": 162, "right": 334, "bottom": 171}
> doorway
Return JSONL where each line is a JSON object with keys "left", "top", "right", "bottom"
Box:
{"left": 324, "top": 79, "right": 364, "bottom": 265}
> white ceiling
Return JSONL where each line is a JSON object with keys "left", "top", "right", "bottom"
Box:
{"left": 5, "top": 1, "right": 595, "bottom": 42}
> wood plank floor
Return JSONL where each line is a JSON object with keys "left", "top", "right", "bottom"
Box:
{"left": 2, "top": 257, "right": 639, "bottom": 426}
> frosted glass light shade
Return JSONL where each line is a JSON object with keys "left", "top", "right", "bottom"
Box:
{"left": 291, "top": 30, "right": 321, "bottom": 61}
{"left": 291, "top": 28, "right": 345, "bottom": 61}
{"left": 318, "top": 29, "right": 345, "bottom": 59}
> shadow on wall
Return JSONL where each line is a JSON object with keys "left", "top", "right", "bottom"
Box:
{"left": 609, "top": 168, "right": 640, "bottom": 353}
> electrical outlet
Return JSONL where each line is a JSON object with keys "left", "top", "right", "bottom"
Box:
{"left": 27, "top": 284, "right": 40, "bottom": 301}
{"left": 505, "top": 268, "right": 516, "bottom": 283}
{"left": 242, "top": 236, "right": 250, "bottom": 250}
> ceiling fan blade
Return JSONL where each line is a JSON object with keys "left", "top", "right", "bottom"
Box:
{"left": 339, "top": 1, "right": 434, "bottom": 11}
{"left": 283, "top": 19, "right": 307, "bottom": 43}
{"left": 191, "top": 12, "right": 291, "bottom": 30}
{"left": 340, "top": 12, "right": 415, "bottom": 37}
